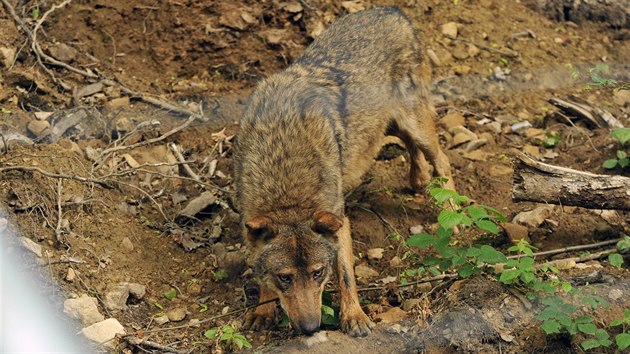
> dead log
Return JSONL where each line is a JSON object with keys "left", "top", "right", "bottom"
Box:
{"left": 512, "top": 154, "right": 630, "bottom": 210}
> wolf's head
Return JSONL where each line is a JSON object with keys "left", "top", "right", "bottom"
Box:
{"left": 245, "top": 211, "right": 341, "bottom": 334}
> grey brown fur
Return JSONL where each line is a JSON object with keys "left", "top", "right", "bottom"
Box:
{"left": 234, "top": 6, "right": 455, "bottom": 337}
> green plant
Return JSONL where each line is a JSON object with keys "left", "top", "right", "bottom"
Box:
{"left": 603, "top": 128, "right": 630, "bottom": 170}
{"left": 164, "top": 288, "right": 177, "bottom": 300}
{"left": 204, "top": 325, "right": 252, "bottom": 351}
{"left": 587, "top": 64, "right": 618, "bottom": 88}
{"left": 211, "top": 270, "right": 228, "bottom": 282}
{"left": 611, "top": 309, "right": 630, "bottom": 350}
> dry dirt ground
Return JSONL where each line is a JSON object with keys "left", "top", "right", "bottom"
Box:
{"left": 1, "top": 0, "right": 630, "bottom": 353}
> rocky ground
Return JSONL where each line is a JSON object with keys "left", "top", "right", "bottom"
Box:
{"left": 1, "top": 0, "right": 630, "bottom": 353}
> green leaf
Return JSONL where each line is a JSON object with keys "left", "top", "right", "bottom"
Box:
{"left": 233, "top": 337, "right": 244, "bottom": 349}
{"left": 610, "top": 319, "right": 624, "bottom": 326}
{"left": 617, "top": 150, "right": 628, "bottom": 160}
{"left": 321, "top": 304, "right": 335, "bottom": 317}
{"left": 457, "top": 263, "right": 479, "bottom": 278}
{"left": 578, "top": 323, "right": 598, "bottom": 335}
{"left": 617, "top": 236, "right": 630, "bottom": 252}
{"left": 520, "top": 271, "right": 536, "bottom": 284}
{"left": 31, "top": 7, "right": 40, "bottom": 20}
{"left": 223, "top": 325, "right": 235, "bottom": 334}
{"left": 478, "top": 245, "right": 507, "bottom": 264}
{"left": 616, "top": 333, "right": 630, "bottom": 350}
{"left": 475, "top": 219, "right": 499, "bottom": 234}
{"left": 466, "top": 206, "right": 488, "bottom": 221}
{"left": 595, "top": 328, "right": 610, "bottom": 341}
{"left": 429, "top": 188, "right": 460, "bottom": 204}
{"left": 541, "top": 320, "right": 561, "bottom": 334}
{"left": 611, "top": 128, "right": 630, "bottom": 146}
{"left": 164, "top": 288, "right": 177, "bottom": 300}
{"left": 603, "top": 159, "right": 619, "bottom": 169}
{"left": 219, "top": 332, "right": 232, "bottom": 341}
{"left": 608, "top": 253, "right": 624, "bottom": 268}
{"left": 581, "top": 339, "right": 602, "bottom": 350}
{"left": 437, "top": 210, "right": 465, "bottom": 230}
{"left": 153, "top": 301, "right": 164, "bottom": 310}
{"left": 407, "top": 233, "right": 435, "bottom": 248}
{"left": 435, "top": 226, "right": 453, "bottom": 239}
{"left": 480, "top": 205, "right": 507, "bottom": 221}
{"left": 499, "top": 269, "right": 521, "bottom": 284}
{"left": 203, "top": 328, "right": 218, "bottom": 339}
{"left": 620, "top": 158, "right": 630, "bottom": 168}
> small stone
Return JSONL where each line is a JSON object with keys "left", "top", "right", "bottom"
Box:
{"left": 367, "top": 248, "right": 384, "bottom": 260}
{"left": 441, "top": 22, "right": 458, "bottom": 38}
{"left": 81, "top": 318, "right": 125, "bottom": 349}
{"left": 154, "top": 314, "right": 170, "bottom": 325}
{"left": 450, "top": 133, "right": 474, "bottom": 148}
{"left": 402, "top": 298, "right": 423, "bottom": 311}
{"left": 409, "top": 224, "right": 424, "bottom": 234}
{"left": 105, "top": 97, "right": 130, "bottom": 112}
{"left": 121, "top": 237, "right": 134, "bottom": 252}
{"left": 511, "top": 121, "right": 532, "bottom": 133}
{"left": 389, "top": 256, "right": 401, "bottom": 267}
{"left": 608, "top": 289, "right": 623, "bottom": 301}
{"left": 355, "top": 264, "right": 379, "bottom": 280}
{"left": 373, "top": 307, "right": 407, "bottom": 323}
{"left": 64, "top": 295, "right": 104, "bottom": 326}
{"left": 513, "top": 205, "right": 555, "bottom": 228}
{"left": 167, "top": 307, "right": 187, "bottom": 322}
{"left": 451, "top": 43, "right": 469, "bottom": 60}
{"left": 522, "top": 145, "right": 540, "bottom": 158}
{"left": 613, "top": 89, "right": 630, "bottom": 107}
{"left": 0, "top": 47, "right": 16, "bottom": 67}
{"left": 48, "top": 43, "right": 78, "bottom": 62}
{"left": 467, "top": 44, "right": 480, "bottom": 57}
{"left": 502, "top": 223, "right": 530, "bottom": 244}
{"left": 488, "top": 165, "right": 513, "bottom": 177}
{"left": 65, "top": 268, "right": 76, "bottom": 282}
{"left": 188, "top": 283, "right": 202, "bottom": 296}
{"left": 553, "top": 259, "right": 576, "bottom": 270}
{"left": 76, "top": 82, "right": 104, "bottom": 98}
{"left": 427, "top": 49, "right": 441, "bottom": 67}
{"left": 103, "top": 86, "right": 121, "bottom": 99}
{"left": 487, "top": 121, "right": 502, "bottom": 134}
{"left": 463, "top": 139, "right": 487, "bottom": 152}
{"left": 523, "top": 128, "right": 545, "bottom": 138}
{"left": 493, "top": 66, "right": 509, "bottom": 81}
{"left": 440, "top": 112, "right": 465, "bottom": 131}
{"left": 20, "top": 237, "right": 42, "bottom": 257}
{"left": 387, "top": 323, "right": 403, "bottom": 334}
{"left": 27, "top": 120, "right": 51, "bottom": 138}
{"left": 105, "top": 283, "right": 146, "bottom": 311}
{"left": 462, "top": 150, "right": 487, "bottom": 161}
{"left": 453, "top": 65, "right": 471, "bottom": 75}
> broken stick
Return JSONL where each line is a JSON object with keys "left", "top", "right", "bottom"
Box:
{"left": 512, "top": 154, "right": 630, "bottom": 210}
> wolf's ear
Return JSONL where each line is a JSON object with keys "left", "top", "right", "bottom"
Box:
{"left": 245, "top": 215, "right": 276, "bottom": 242}
{"left": 312, "top": 211, "right": 343, "bottom": 235}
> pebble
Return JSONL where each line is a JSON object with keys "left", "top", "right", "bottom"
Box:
{"left": 502, "top": 223, "right": 530, "bottom": 244}
{"left": 367, "top": 248, "right": 384, "bottom": 260}
{"left": 487, "top": 121, "right": 502, "bottom": 134}
{"left": 463, "top": 138, "right": 487, "bottom": 152}
{"left": 409, "top": 224, "right": 424, "bottom": 235}
{"left": 104, "top": 283, "right": 146, "bottom": 311}
{"left": 154, "top": 314, "right": 170, "bottom": 325}
{"left": 613, "top": 89, "right": 630, "bottom": 107}
{"left": 64, "top": 295, "right": 104, "bottom": 326}
{"left": 20, "top": 237, "right": 42, "bottom": 257}
{"left": 354, "top": 264, "right": 379, "bottom": 280}
{"left": 389, "top": 256, "right": 401, "bottom": 267}
{"left": 451, "top": 43, "right": 469, "bottom": 60}
{"left": 511, "top": 121, "right": 532, "bottom": 133}
{"left": 441, "top": 22, "right": 458, "bottom": 38}
{"left": 105, "top": 97, "right": 130, "bottom": 112}
{"left": 453, "top": 64, "right": 471, "bottom": 75}
{"left": 522, "top": 145, "right": 540, "bottom": 158}
{"left": 467, "top": 44, "right": 480, "bottom": 57}
{"left": 439, "top": 112, "right": 465, "bottom": 131}
{"left": 426, "top": 49, "right": 442, "bottom": 67}
{"left": 81, "top": 318, "right": 125, "bottom": 349}
{"left": 0, "top": 47, "right": 16, "bottom": 67}
{"left": 513, "top": 205, "right": 555, "bottom": 228}
{"left": 167, "top": 307, "right": 187, "bottom": 322}
{"left": 493, "top": 66, "right": 510, "bottom": 81}
{"left": 121, "top": 237, "right": 134, "bottom": 252}
{"left": 65, "top": 268, "right": 77, "bottom": 282}
{"left": 27, "top": 120, "right": 51, "bottom": 138}
{"left": 462, "top": 150, "right": 487, "bottom": 161}
{"left": 374, "top": 307, "right": 407, "bottom": 323}
{"left": 608, "top": 289, "right": 623, "bottom": 301}
{"left": 48, "top": 43, "right": 78, "bottom": 62}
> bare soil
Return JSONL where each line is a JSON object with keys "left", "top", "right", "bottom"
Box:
{"left": 1, "top": 0, "right": 629, "bottom": 353}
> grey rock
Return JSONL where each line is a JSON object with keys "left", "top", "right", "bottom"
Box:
{"left": 64, "top": 295, "right": 104, "bottom": 326}
{"left": 81, "top": 318, "right": 125, "bottom": 349}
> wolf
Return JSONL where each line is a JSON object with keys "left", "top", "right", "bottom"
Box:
{"left": 234, "top": 6, "right": 455, "bottom": 337}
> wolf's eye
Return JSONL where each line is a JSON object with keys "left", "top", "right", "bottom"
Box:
{"left": 277, "top": 274, "right": 292, "bottom": 284}
{"left": 313, "top": 268, "right": 324, "bottom": 280}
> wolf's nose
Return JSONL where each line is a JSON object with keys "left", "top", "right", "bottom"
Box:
{"left": 299, "top": 320, "right": 320, "bottom": 335}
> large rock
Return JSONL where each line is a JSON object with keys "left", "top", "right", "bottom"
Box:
{"left": 513, "top": 205, "right": 555, "bottom": 228}
{"left": 64, "top": 295, "right": 104, "bottom": 326}
{"left": 81, "top": 318, "right": 125, "bottom": 349}
{"left": 104, "top": 283, "right": 146, "bottom": 311}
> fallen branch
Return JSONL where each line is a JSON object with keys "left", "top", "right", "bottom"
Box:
{"left": 549, "top": 96, "right": 624, "bottom": 129}
{"left": 169, "top": 143, "right": 201, "bottom": 182}
{"left": 513, "top": 153, "right": 630, "bottom": 210}
{"left": 508, "top": 238, "right": 622, "bottom": 259}
{"left": 0, "top": 165, "right": 114, "bottom": 188}
{"left": 123, "top": 336, "right": 184, "bottom": 354}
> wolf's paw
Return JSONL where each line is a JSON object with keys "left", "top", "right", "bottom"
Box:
{"left": 243, "top": 305, "right": 275, "bottom": 331}
{"left": 341, "top": 309, "right": 374, "bottom": 337}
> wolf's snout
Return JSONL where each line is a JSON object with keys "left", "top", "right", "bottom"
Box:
{"left": 295, "top": 317, "right": 321, "bottom": 335}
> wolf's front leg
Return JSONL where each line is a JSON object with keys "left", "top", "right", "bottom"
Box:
{"left": 336, "top": 216, "right": 374, "bottom": 337}
{"left": 243, "top": 284, "right": 276, "bottom": 330}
